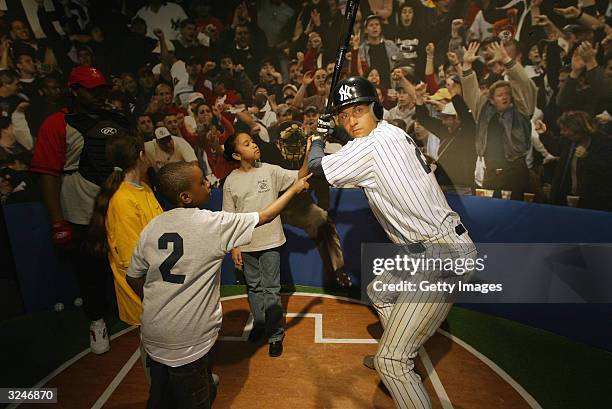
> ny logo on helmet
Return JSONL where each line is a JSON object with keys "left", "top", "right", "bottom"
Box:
{"left": 338, "top": 85, "right": 353, "bottom": 102}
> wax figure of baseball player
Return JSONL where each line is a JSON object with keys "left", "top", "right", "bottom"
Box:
{"left": 308, "top": 76, "right": 477, "bottom": 409}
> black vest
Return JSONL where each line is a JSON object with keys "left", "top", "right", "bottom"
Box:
{"left": 65, "top": 110, "right": 133, "bottom": 186}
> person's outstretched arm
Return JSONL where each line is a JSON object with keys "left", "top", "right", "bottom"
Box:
{"left": 257, "top": 174, "right": 312, "bottom": 226}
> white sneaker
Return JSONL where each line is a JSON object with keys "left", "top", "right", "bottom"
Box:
{"left": 90, "top": 319, "right": 110, "bottom": 354}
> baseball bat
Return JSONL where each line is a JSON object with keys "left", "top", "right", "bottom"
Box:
{"left": 324, "top": 0, "right": 361, "bottom": 115}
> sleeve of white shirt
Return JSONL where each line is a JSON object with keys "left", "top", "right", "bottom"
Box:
{"left": 171, "top": 60, "right": 189, "bottom": 89}
{"left": 270, "top": 164, "right": 298, "bottom": 192}
{"left": 174, "top": 137, "right": 197, "bottom": 162}
{"left": 216, "top": 211, "right": 260, "bottom": 252}
{"left": 222, "top": 180, "right": 236, "bottom": 212}
{"left": 321, "top": 138, "right": 375, "bottom": 187}
{"left": 126, "top": 233, "right": 150, "bottom": 279}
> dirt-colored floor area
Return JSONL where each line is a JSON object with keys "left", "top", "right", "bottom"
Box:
{"left": 18, "top": 294, "right": 535, "bottom": 409}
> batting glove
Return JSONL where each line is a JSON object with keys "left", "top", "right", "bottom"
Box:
{"left": 315, "top": 114, "right": 335, "bottom": 141}
{"left": 52, "top": 219, "right": 73, "bottom": 248}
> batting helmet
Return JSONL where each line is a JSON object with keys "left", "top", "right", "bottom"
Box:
{"left": 331, "top": 76, "right": 383, "bottom": 119}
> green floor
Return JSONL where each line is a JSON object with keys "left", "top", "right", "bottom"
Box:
{"left": 1, "top": 286, "right": 610, "bottom": 409}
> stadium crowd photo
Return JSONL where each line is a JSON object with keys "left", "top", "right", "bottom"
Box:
{"left": 1, "top": 0, "right": 611, "bottom": 408}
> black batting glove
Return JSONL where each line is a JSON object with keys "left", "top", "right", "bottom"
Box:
{"left": 315, "top": 114, "right": 335, "bottom": 141}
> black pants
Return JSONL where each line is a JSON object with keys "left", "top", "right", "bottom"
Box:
{"left": 483, "top": 159, "right": 531, "bottom": 200}
{"left": 147, "top": 353, "right": 216, "bottom": 409}
{"left": 58, "top": 223, "right": 111, "bottom": 321}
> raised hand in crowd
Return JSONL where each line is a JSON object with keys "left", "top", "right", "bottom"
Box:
{"left": 414, "top": 82, "right": 427, "bottom": 105}
{"left": 302, "top": 70, "right": 315, "bottom": 86}
{"left": 576, "top": 41, "right": 598, "bottom": 70}
{"left": 212, "top": 104, "right": 224, "bottom": 120}
{"left": 206, "top": 127, "right": 222, "bottom": 155}
{"left": 232, "top": 2, "right": 251, "bottom": 28}
{"left": 271, "top": 68, "right": 283, "bottom": 85}
{"left": 203, "top": 61, "right": 217, "bottom": 75}
{"left": 534, "top": 119, "right": 547, "bottom": 135}
{"left": 533, "top": 120, "right": 559, "bottom": 164}
{"left": 447, "top": 51, "right": 461, "bottom": 75}
{"left": 451, "top": 19, "right": 464, "bottom": 38}
{"left": 553, "top": 6, "right": 581, "bottom": 20}
{"left": 304, "top": 9, "right": 321, "bottom": 35}
{"left": 146, "top": 95, "right": 162, "bottom": 114}
{"left": 426, "top": 42, "right": 435, "bottom": 59}
{"left": 311, "top": 9, "right": 321, "bottom": 29}
{"left": 489, "top": 41, "right": 512, "bottom": 65}
{"left": 570, "top": 47, "right": 587, "bottom": 78}
{"left": 462, "top": 41, "right": 480, "bottom": 70}
{"left": 534, "top": 14, "right": 552, "bottom": 27}
{"left": 391, "top": 68, "right": 404, "bottom": 82}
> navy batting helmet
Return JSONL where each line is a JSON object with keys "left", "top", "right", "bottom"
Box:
{"left": 331, "top": 76, "right": 383, "bottom": 119}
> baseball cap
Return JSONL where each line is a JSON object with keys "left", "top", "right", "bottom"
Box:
{"left": 364, "top": 14, "right": 383, "bottom": 27}
{"left": 154, "top": 127, "right": 172, "bottom": 141}
{"left": 430, "top": 88, "right": 452, "bottom": 101}
{"left": 187, "top": 92, "right": 205, "bottom": 105}
{"left": 282, "top": 83, "right": 298, "bottom": 93}
{"left": 441, "top": 102, "right": 457, "bottom": 116}
{"left": 303, "top": 105, "right": 320, "bottom": 115}
{"left": 68, "top": 66, "right": 108, "bottom": 88}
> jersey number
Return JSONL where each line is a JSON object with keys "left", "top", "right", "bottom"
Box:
{"left": 158, "top": 233, "right": 186, "bottom": 284}
{"left": 405, "top": 136, "right": 432, "bottom": 174}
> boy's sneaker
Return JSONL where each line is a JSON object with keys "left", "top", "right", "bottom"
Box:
{"left": 90, "top": 319, "right": 110, "bottom": 354}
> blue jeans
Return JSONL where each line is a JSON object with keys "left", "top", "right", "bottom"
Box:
{"left": 146, "top": 353, "right": 216, "bottom": 409}
{"left": 242, "top": 249, "right": 284, "bottom": 342}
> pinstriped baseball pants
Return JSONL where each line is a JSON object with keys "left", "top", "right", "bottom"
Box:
{"left": 368, "top": 232, "right": 477, "bottom": 409}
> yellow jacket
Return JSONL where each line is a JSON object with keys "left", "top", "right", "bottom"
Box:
{"left": 106, "top": 181, "right": 163, "bottom": 325}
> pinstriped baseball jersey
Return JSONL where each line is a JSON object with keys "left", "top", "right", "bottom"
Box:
{"left": 321, "top": 121, "right": 460, "bottom": 243}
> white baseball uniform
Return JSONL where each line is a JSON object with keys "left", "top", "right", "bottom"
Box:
{"left": 321, "top": 120, "right": 477, "bottom": 409}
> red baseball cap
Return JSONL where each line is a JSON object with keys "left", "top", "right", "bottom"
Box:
{"left": 68, "top": 65, "right": 109, "bottom": 88}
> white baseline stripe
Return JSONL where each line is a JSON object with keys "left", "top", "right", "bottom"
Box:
{"left": 91, "top": 347, "right": 141, "bottom": 409}
{"left": 437, "top": 328, "right": 542, "bottom": 409}
{"left": 219, "top": 312, "right": 378, "bottom": 344}
{"left": 7, "top": 325, "right": 137, "bottom": 409}
{"left": 420, "top": 347, "right": 454, "bottom": 409}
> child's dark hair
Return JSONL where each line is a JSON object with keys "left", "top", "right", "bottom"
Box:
{"left": 223, "top": 133, "right": 240, "bottom": 162}
{"left": 86, "top": 130, "right": 143, "bottom": 256}
{"left": 158, "top": 161, "right": 197, "bottom": 205}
